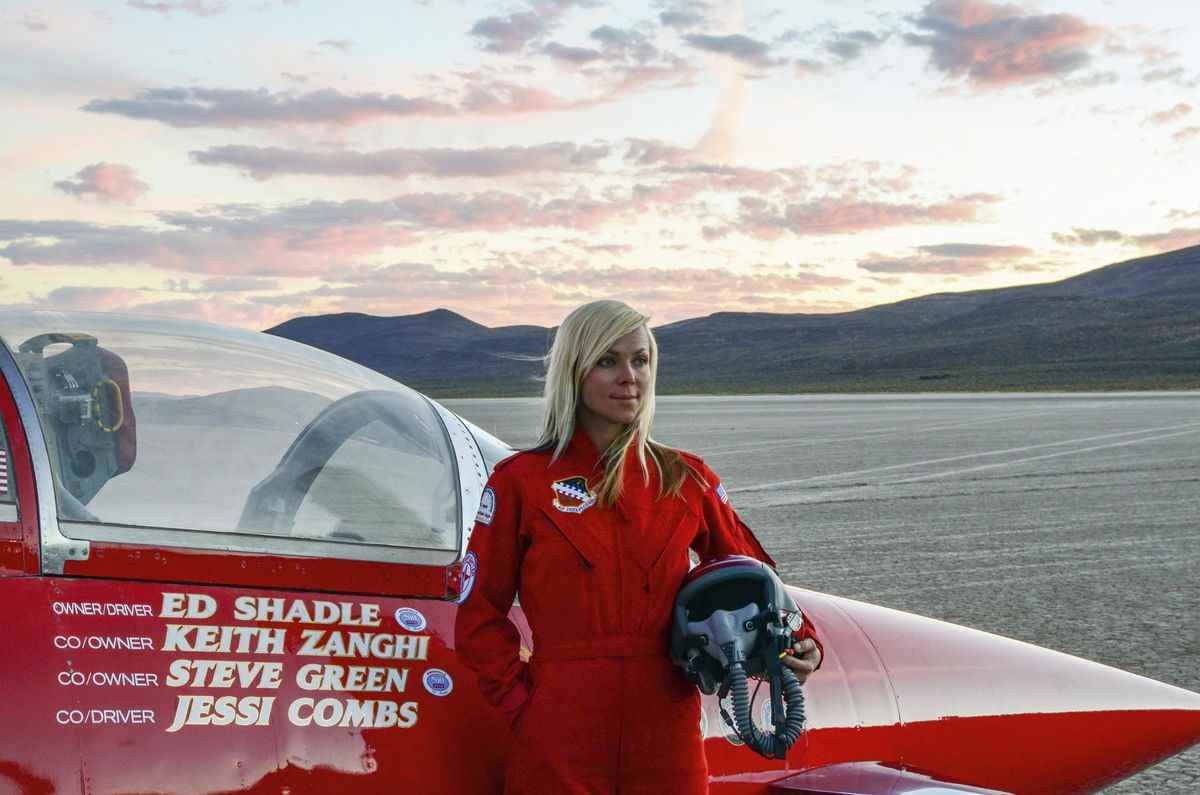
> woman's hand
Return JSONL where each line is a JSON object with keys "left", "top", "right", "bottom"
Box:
{"left": 780, "top": 638, "right": 821, "bottom": 684}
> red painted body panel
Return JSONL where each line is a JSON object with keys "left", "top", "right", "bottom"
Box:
{"left": 63, "top": 541, "right": 450, "bottom": 600}
{"left": 4, "top": 573, "right": 1197, "bottom": 794}
{"left": 0, "top": 366, "right": 39, "bottom": 575}
{"left": 0, "top": 577, "right": 516, "bottom": 794}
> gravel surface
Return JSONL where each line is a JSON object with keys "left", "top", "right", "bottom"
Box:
{"left": 446, "top": 392, "right": 1200, "bottom": 794}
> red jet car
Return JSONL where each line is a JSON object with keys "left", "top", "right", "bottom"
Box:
{"left": 0, "top": 311, "right": 1196, "bottom": 794}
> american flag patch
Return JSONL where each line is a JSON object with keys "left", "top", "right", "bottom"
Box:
{"left": 716, "top": 482, "right": 728, "bottom": 504}
{"left": 0, "top": 449, "right": 8, "bottom": 495}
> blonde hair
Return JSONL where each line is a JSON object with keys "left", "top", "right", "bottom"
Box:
{"left": 536, "top": 299, "right": 694, "bottom": 506}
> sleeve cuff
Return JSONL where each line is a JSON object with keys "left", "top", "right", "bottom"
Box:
{"left": 498, "top": 669, "right": 532, "bottom": 727}
{"left": 799, "top": 618, "right": 824, "bottom": 672}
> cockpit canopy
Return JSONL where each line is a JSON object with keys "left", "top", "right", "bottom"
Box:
{"left": 0, "top": 311, "right": 487, "bottom": 559}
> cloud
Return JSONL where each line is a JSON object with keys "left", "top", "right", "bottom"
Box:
{"left": 19, "top": 15, "right": 49, "bottom": 31}
{"left": 916, "top": 243, "right": 1032, "bottom": 258}
{"left": 280, "top": 72, "right": 308, "bottom": 84}
{"left": 459, "top": 79, "right": 592, "bottom": 115}
{"left": 25, "top": 287, "right": 279, "bottom": 327}
{"left": 654, "top": 1, "right": 716, "bottom": 32}
{"left": 471, "top": 12, "right": 544, "bottom": 54}
{"left": 858, "top": 257, "right": 991, "bottom": 276}
{"left": 1052, "top": 227, "right": 1125, "bottom": 246}
{"left": 794, "top": 59, "right": 827, "bottom": 78}
{"left": 583, "top": 243, "right": 632, "bottom": 255}
{"left": 469, "top": 0, "right": 600, "bottom": 54}
{"left": 683, "top": 33, "right": 782, "bottom": 69}
{"left": 858, "top": 240, "right": 1034, "bottom": 275}
{"left": 1143, "top": 103, "right": 1192, "bottom": 126}
{"left": 317, "top": 39, "right": 352, "bottom": 53}
{"left": 1172, "top": 126, "right": 1200, "bottom": 143}
{"left": 42, "top": 285, "right": 153, "bottom": 310}
{"left": 826, "top": 30, "right": 886, "bottom": 61}
{"left": 84, "top": 38, "right": 695, "bottom": 131}
{"left": 126, "top": 0, "right": 227, "bottom": 16}
{"left": 0, "top": 210, "right": 413, "bottom": 276}
{"left": 589, "top": 26, "right": 660, "bottom": 64}
{"left": 82, "top": 87, "right": 458, "bottom": 128}
{"left": 717, "top": 193, "right": 1002, "bottom": 240}
{"left": 75, "top": 76, "right": 650, "bottom": 132}
{"left": 904, "top": 0, "right": 1104, "bottom": 87}
{"left": 659, "top": 10, "right": 704, "bottom": 30}
{"left": 190, "top": 142, "right": 612, "bottom": 181}
{"left": 1052, "top": 225, "right": 1200, "bottom": 253}
{"left": 1128, "top": 227, "right": 1200, "bottom": 252}
{"left": 1032, "top": 69, "right": 1118, "bottom": 96}
{"left": 1141, "top": 66, "right": 1198, "bottom": 88}
{"left": 165, "top": 276, "right": 280, "bottom": 293}
{"left": 274, "top": 258, "right": 853, "bottom": 325}
{"left": 543, "top": 41, "right": 603, "bottom": 64}
{"left": 624, "top": 138, "right": 692, "bottom": 167}
{"left": 53, "top": 163, "right": 149, "bottom": 204}
{"left": 0, "top": 189, "right": 653, "bottom": 275}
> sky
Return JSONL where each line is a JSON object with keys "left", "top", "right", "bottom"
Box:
{"left": 2, "top": 0, "right": 1199, "bottom": 329}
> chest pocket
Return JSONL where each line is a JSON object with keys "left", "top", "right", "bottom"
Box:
{"left": 626, "top": 500, "right": 699, "bottom": 581}
{"left": 532, "top": 506, "right": 610, "bottom": 571}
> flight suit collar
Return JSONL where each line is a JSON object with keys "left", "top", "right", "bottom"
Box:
{"left": 566, "top": 422, "right": 642, "bottom": 470}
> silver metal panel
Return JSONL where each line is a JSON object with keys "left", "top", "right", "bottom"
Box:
{"left": 0, "top": 339, "right": 85, "bottom": 573}
{"left": 429, "top": 400, "right": 487, "bottom": 557}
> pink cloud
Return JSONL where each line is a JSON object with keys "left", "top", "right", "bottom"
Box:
{"left": 190, "top": 142, "right": 612, "bottom": 181}
{"left": 1129, "top": 227, "right": 1200, "bottom": 252}
{"left": 1172, "top": 126, "right": 1200, "bottom": 143}
{"left": 274, "top": 259, "right": 854, "bottom": 327}
{"left": 1143, "top": 103, "right": 1192, "bottom": 126}
{"left": 719, "top": 193, "right": 1001, "bottom": 240}
{"left": 54, "top": 162, "right": 149, "bottom": 204}
{"left": 905, "top": 0, "right": 1105, "bottom": 87}
{"left": 83, "top": 87, "right": 459, "bottom": 129}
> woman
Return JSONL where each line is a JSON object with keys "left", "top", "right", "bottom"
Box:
{"left": 455, "top": 300, "right": 822, "bottom": 794}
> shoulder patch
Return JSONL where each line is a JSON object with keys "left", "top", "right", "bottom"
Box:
{"left": 715, "top": 482, "right": 729, "bottom": 504}
{"left": 475, "top": 486, "right": 496, "bottom": 525}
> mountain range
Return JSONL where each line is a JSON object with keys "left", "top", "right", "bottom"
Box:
{"left": 266, "top": 245, "right": 1200, "bottom": 396}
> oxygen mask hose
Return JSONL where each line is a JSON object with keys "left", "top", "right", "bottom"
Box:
{"left": 726, "top": 661, "right": 806, "bottom": 759}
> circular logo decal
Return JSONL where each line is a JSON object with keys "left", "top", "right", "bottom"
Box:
{"left": 394, "top": 607, "right": 427, "bottom": 633}
{"left": 423, "top": 668, "right": 454, "bottom": 697}
{"left": 455, "top": 552, "right": 478, "bottom": 605}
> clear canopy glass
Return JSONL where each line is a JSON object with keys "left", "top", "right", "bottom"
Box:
{"left": 0, "top": 311, "right": 459, "bottom": 552}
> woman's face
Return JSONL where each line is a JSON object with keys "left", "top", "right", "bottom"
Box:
{"left": 578, "top": 326, "right": 651, "bottom": 432}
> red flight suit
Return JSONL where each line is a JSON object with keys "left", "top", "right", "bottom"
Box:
{"left": 455, "top": 426, "right": 821, "bottom": 794}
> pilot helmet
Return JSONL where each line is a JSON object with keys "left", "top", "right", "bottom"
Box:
{"left": 669, "top": 555, "right": 799, "bottom": 695}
